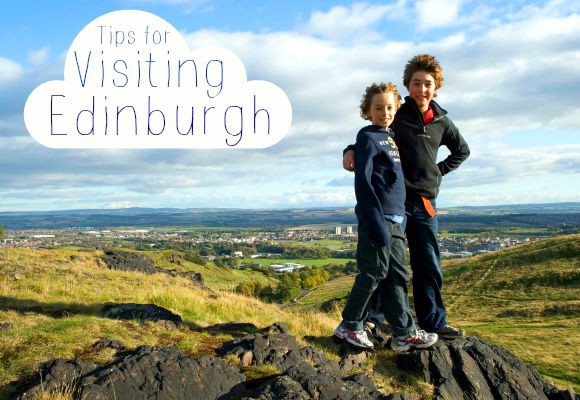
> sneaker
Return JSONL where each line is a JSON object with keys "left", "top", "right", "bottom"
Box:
{"left": 391, "top": 330, "right": 438, "bottom": 352}
{"left": 436, "top": 325, "right": 465, "bottom": 339}
{"left": 334, "top": 324, "right": 374, "bottom": 349}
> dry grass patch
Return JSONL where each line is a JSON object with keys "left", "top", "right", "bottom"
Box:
{"left": 0, "top": 248, "right": 341, "bottom": 398}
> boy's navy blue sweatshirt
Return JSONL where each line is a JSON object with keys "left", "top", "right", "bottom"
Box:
{"left": 354, "top": 125, "right": 406, "bottom": 248}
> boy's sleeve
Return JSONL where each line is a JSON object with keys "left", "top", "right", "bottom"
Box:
{"left": 354, "top": 133, "right": 389, "bottom": 248}
{"left": 438, "top": 118, "right": 470, "bottom": 175}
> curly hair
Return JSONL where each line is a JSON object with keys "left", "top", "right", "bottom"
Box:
{"left": 359, "top": 82, "right": 401, "bottom": 120}
{"left": 402, "top": 54, "right": 444, "bottom": 91}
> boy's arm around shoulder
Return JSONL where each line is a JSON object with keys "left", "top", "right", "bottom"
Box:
{"left": 354, "top": 131, "right": 390, "bottom": 248}
{"left": 438, "top": 117, "right": 470, "bottom": 175}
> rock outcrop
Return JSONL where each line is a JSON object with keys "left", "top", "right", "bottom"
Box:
{"left": 16, "top": 322, "right": 576, "bottom": 400}
{"left": 19, "top": 347, "right": 245, "bottom": 400}
{"left": 255, "top": 363, "right": 392, "bottom": 400}
{"left": 397, "top": 336, "right": 576, "bottom": 400}
{"left": 18, "top": 359, "right": 98, "bottom": 400}
{"left": 217, "top": 322, "right": 340, "bottom": 372}
{"left": 101, "top": 249, "right": 205, "bottom": 287}
{"left": 77, "top": 347, "right": 245, "bottom": 400}
{"left": 101, "top": 303, "right": 182, "bottom": 328}
{"left": 101, "top": 249, "right": 158, "bottom": 274}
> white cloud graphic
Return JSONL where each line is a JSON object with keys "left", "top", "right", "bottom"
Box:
{"left": 24, "top": 10, "right": 292, "bottom": 149}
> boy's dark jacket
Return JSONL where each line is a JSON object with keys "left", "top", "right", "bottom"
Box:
{"left": 354, "top": 125, "right": 406, "bottom": 247}
{"left": 347, "top": 97, "right": 470, "bottom": 199}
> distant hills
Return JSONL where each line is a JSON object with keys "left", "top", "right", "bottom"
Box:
{"left": 0, "top": 202, "right": 579, "bottom": 230}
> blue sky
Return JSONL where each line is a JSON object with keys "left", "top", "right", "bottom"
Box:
{"left": 1, "top": 0, "right": 579, "bottom": 211}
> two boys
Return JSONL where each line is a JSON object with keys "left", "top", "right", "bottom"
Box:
{"left": 336, "top": 54, "right": 470, "bottom": 349}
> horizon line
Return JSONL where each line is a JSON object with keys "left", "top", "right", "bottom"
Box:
{"left": 1, "top": 201, "right": 579, "bottom": 214}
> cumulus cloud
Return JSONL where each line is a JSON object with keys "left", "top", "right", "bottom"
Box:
{"left": 301, "top": 2, "right": 407, "bottom": 41}
{"left": 28, "top": 46, "right": 50, "bottom": 65}
{"left": 443, "top": 144, "right": 580, "bottom": 188}
{"left": 415, "top": 0, "right": 463, "bottom": 30}
{"left": 0, "top": 57, "right": 24, "bottom": 85}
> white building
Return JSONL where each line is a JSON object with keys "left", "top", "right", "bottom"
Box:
{"left": 270, "top": 263, "right": 306, "bottom": 273}
{"left": 334, "top": 226, "right": 342, "bottom": 235}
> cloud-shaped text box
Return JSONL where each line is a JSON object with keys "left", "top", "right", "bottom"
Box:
{"left": 24, "top": 10, "right": 292, "bottom": 148}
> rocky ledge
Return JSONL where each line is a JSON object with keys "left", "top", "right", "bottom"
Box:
{"left": 14, "top": 315, "right": 577, "bottom": 400}
{"left": 397, "top": 335, "right": 576, "bottom": 400}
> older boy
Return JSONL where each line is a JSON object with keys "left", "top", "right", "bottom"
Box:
{"left": 335, "top": 82, "right": 437, "bottom": 351}
{"left": 343, "top": 55, "right": 470, "bottom": 338}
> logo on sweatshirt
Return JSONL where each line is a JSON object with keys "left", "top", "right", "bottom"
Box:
{"left": 378, "top": 138, "right": 400, "bottom": 160}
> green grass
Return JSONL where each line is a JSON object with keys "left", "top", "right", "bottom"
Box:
{"left": 289, "top": 275, "right": 354, "bottom": 312}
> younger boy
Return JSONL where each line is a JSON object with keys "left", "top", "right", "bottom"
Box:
{"left": 342, "top": 55, "right": 470, "bottom": 338}
{"left": 334, "top": 82, "right": 438, "bottom": 351}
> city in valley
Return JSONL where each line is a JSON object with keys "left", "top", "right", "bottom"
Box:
{"left": 0, "top": 225, "right": 542, "bottom": 260}
{"left": 1, "top": 204, "right": 578, "bottom": 270}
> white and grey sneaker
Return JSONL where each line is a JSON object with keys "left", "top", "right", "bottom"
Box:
{"left": 391, "top": 330, "right": 438, "bottom": 352}
{"left": 334, "top": 324, "right": 374, "bottom": 349}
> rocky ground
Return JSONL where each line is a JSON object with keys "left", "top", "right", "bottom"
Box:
{"left": 13, "top": 301, "right": 577, "bottom": 400}
{"left": 7, "top": 250, "right": 577, "bottom": 399}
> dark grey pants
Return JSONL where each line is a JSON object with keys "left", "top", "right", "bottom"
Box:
{"left": 341, "top": 218, "right": 415, "bottom": 336}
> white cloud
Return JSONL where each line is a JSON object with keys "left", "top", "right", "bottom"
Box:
{"left": 105, "top": 201, "right": 136, "bottom": 209}
{"left": 28, "top": 46, "right": 50, "bottom": 65}
{"left": 302, "top": 2, "right": 407, "bottom": 41}
{"left": 415, "top": 0, "right": 463, "bottom": 30}
{"left": 0, "top": 57, "right": 24, "bottom": 85}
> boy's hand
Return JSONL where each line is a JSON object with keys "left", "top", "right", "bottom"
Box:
{"left": 343, "top": 150, "right": 356, "bottom": 171}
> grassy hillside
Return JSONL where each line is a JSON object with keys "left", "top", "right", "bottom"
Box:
{"left": 143, "top": 249, "right": 280, "bottom": 291}
{"left": 0, "top": 248, "right": 431, "bottom": 399}
{"left": 290, "top": 275, "right": 353, "bottom": 312}
{"left": 442, "top": 235, "right": 579, "bottom": 390}
{"left": 290, "top": 235, "right": 580, "bottom": 391}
